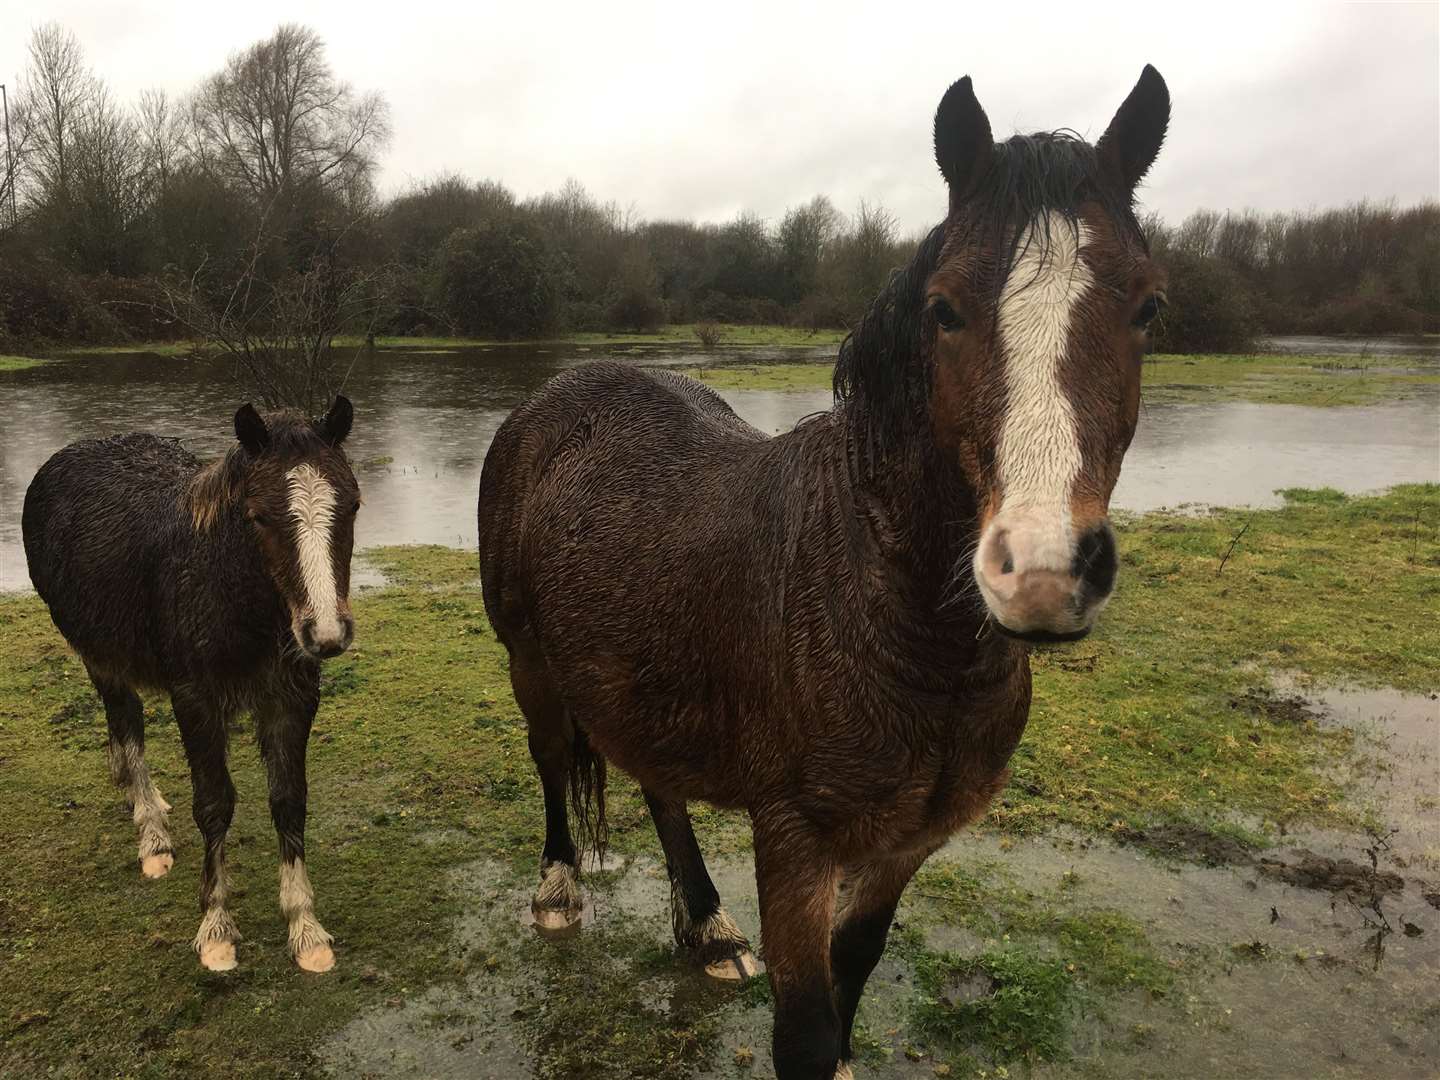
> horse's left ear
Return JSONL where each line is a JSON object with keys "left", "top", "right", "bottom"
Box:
{"left": 1096, "top": 65, "right": 1170, "bottom": 191}
{"left": 321, "top": 395, "right": 353, "bottom": 445}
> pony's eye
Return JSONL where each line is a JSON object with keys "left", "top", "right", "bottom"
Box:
{"left": 351, "top": 501, "right": 362, "bottom": 515}
{"left": 1133, "top": 294, "right": 1166, "bottom": 329}
{"left": 249, "top": 512, "right": 270, "bottom": 528}
{"left": 930, "top": 298, "right": 964, "bottom": 332}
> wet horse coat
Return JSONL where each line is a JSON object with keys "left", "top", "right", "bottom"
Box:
{"left": 479, "top": 70, "right": 1170, "bottom": 1079}
{"left": 22, "top": 399, "right": 358, "bottom": 972}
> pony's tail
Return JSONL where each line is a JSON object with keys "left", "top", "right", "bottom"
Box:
{"left": 568, "top": 724, "right": 608, "bottom": 864}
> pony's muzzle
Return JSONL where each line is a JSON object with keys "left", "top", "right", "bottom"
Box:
{"left": 298, "top": 614, "right": 354, "bottom": 659}
{"left": 972, "top": 512, "right": 1117, "bottom": 642}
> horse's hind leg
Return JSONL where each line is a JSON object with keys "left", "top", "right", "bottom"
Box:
{"left": 256, "top": 675, "right": 334, "bottom": 973}
{"left": 89, "top": 667, "right": 174, "bottom": 879}
{"left": 643, "top": 790, "right": 757, "bottom": 981}
{"left": 510, "top": 648, "right": 583, "bottom": 928}
{"left": 173, "top": 689, "right": 240, "bottom": 971}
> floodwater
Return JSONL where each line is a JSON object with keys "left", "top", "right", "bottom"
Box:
{"left": 2, "top": 342, "right": 1438, "bottom": 590}
{"left": 322, "top": 682, "right": 1439, "bottom": 1078}
{"left": 1261, "top": 334, "right": 1440, "bottom": 359}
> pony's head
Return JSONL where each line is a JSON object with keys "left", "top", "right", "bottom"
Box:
{"left": 231, "top": 397, "right": 360, "bottom": 659}
{"left": 923, "top": 67, "right": 1169, "bottom": 642}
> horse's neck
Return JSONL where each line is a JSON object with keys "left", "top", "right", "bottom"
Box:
{"left": 782, "top": 411, "right": 998, "bottom": 666}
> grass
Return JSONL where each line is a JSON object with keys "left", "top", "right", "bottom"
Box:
{"left": 683, "top": 352, "right": 1440, "bottom": 404}
{"left": 1, "top": 486, "right": 1436, "bottom": 1075}
{"left": 0, "top": 355, "right": 49, "bottom": 372}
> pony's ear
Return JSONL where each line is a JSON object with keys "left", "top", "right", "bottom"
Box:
{"left": 934, "top": 76, "right": 994, "bottom": 208}
{"left": 321, "top": 395, "right": 353, "bottom": 445}
{"left": 234, "top": 403, "right": 269, "bottom": 455}
{"left": 1096, "top": 65, "right": 1170, "bottom": 191}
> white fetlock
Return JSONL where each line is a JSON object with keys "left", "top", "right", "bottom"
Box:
{"left": 281, "top": 861, "right": 335, "bottom": 972}
{"left": 833, "top": 1063, "right": 855, "bottom": 1080}
{"left": 532, "top": 862, "right": 582, "bottom": 927}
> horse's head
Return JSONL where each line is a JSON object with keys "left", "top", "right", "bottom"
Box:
{"left": 233, "top": 397, "right": 360, "bottom": 659}
{"left": 926, "top": 67, "right": 1169, "bottom": 643}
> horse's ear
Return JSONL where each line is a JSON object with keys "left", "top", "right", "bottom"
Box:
{"left": 321, "top": 395, "right": 353, "bottom": 445}
{"left": 1096, "top": 65, "right": 1170, "bottom": 191}
{"left": 234, "top": 403, "right": 269, "bottom": 455}
{"left": 934, "top": 76, "right": 993, "bottom": 208}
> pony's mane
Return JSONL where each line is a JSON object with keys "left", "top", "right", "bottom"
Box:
{"left": 833, "top": 131, "right": 1142, "bottom": 476}
{"left": 185, "top": 411, "right": 330, "bottom": 531}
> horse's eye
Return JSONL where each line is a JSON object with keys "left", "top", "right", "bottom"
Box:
{"left": 249, "top": 512, "right": 270, "bottom": 528}
{"left": 1133, "top": 294, "right": 1166, "bottom": 329}
{"left": 351, "top": 500, "right": 362, "bottom": 515}
{"left": 930, "top": 298, "right": 964, "bottom": 332}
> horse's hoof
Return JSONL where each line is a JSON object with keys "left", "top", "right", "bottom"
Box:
{"left": 296, "top": 944, "right": 335, "bottom": 973}
{"left": 704, "top": 948, "right": 761, "bottom": 982}
{"left": 834, "top": 1063, "right": 855, "bottom": 1080}
{"left": 140, "top": 853, "right": 173, "bottom": 879}
{"left": 199, "top": 940, "right": 237, "bottom": 972}
{"left": 531, "top": 906, "right": 583, "bottom": 932}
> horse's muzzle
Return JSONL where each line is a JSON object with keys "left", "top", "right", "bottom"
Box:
{"left": 972, "top": 511, "right": 1117, "bottom": 640}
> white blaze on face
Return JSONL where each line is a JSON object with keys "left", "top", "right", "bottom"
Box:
{"left": 285, "top": 464, "right": 342, "bottom": 641}
{"left": 994, "top": 212, "right": 1093, "bottom": 538}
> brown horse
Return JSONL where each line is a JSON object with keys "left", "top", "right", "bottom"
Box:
{"left": 23, "top": 399, "right": 359, "bottom": 973}
{"left": 478, "top": 68, "right": 1169, "bottom": 1079}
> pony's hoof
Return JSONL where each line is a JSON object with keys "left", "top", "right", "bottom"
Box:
{"left": 531, "top": 906, "right": 583, "bottom": 932}
{"left": 140, "top": 853, "right": 173, "bottom": 879}
{"left": 834, "top": 1063, "right": 855, "bottom": 1080}
{"left": 296, "top": 944, "right": 335, "bottom": 973}
{"left": 704, "top": 948, "right": 761, "bottom": 982}
{"left": 199, "top": 940, "right": 237, "bottom": 972}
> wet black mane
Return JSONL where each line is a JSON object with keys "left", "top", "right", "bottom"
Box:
{"left": 833, "top": 132, "right": 1144, "bottom": 477}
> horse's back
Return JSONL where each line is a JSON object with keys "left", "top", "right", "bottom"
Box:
{"left": 23, "top": 434, "right": 196, "bottom": 679}
{"left": 479, "top": 361, "right": 765, "bottom": 640}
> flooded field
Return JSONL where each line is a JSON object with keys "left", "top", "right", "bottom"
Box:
{"left": 2, "top": 343, "right": 1437, "bottom": 590}
{"left": 320, "top": 686, "right": 1440, "bottom": 1079}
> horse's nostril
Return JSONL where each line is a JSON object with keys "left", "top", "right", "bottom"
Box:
{"left": 1072, "top": 524, "right": 1118, "bottom": 597}
{"left": 995, "top": 531, "right": 1015, "bottom": 575}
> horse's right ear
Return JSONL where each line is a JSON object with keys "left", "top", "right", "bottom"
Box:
{"left": 934, "top": 76, "right": 994, "bottom": 209}
{"left": 234, "top": 403, "right": 269, "bottom": 456}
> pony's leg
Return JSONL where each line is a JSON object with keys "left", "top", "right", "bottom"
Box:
{"left": 753, "top": 818, "right": 843, "bottom": 1080}
{"left": 511, "top": 649, "right": 582, "bottom": 928}
{"left": 643, "top": 790, "right": 757, "bottom": 980}
{"left": 173, "top": 689, "right": 239, "bottom": 972}
{"left": 831, "top": 850, "right": 932, "bottom": 1067}
{"left": 256, "top": 674, "right": 334, "bottom": 973}
{"left": 90, "top": 669, "right": 174, "bottom": 879}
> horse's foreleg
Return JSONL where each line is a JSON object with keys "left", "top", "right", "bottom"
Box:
{"left": 754, "top": 820, "right": 843, "bottom": 1080}
{"left": 831, "top": 849, "right": 932, "bottom": 1065}
{"left": 91, "top": 669, "right": 173, "bottom": 879}
{"left": 174, "top": 690, "right": 238, "bottom": 972}
{"left": 644, "top": 789, "right": 757, "bottom": 980}
{"left": 256, "top": 677, "right": 333, "bottom": 973}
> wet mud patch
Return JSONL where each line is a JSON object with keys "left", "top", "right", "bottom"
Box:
{"left": 1113, "top": 823, "right": 1257, "bottom": 867}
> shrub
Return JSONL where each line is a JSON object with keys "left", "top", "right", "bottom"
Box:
{"left": 694, "top": 322, "right": 723, "bottom": 348}
{"left": 1151, "top": 252, "right": 1259, "bottom": 354}
{"left": 428, "top": 221, "right": 560, "bottom": 338}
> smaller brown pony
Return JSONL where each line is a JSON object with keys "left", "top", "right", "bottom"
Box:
{"left": 479, "top": 69, "right": 1169, "bottom": 1079}
{"left": 23, "top": 399, "right": 359, "bottom": 973}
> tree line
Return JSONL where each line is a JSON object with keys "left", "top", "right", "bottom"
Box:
{"left": 1, "top": 22, "right": 1435, "bottom": 357}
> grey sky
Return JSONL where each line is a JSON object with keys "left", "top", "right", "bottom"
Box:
{"left": 3, "top": 1, "right": 1436, "bottom": 232}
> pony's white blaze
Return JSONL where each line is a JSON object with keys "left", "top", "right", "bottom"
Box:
{"left": 995, "top": 212, "right": 1093, "bottom": 523}
{"left": 285, "top": 464, "right": 342, "bottom": 642}
{"left": 971, "top": 212, "right": 1100, "bottom": 635}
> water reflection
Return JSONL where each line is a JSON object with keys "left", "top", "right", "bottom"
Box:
{"left": 2, "top": 344, "right": 1437, "bottom": 590}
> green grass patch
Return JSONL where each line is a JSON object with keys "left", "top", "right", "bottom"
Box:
{"left": 332, "top": 323, "right": 845, "bottom": 350}
{"left": 0, "top": 486, "right": 1434, "bottom": 1073}
{"left": 684, "top": 352, "right": 1440, "bottom": 404}
{"left": 0, "top": 354, "right": 49, "bottom": 372}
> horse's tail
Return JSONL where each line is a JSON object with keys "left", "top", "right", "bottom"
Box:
{"left": 568, "top": 722, "right": 608, "bottom": 863}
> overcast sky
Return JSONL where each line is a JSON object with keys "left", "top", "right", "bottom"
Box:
{"left": 2, "top": 1, "right": 1436, "bottom": 232}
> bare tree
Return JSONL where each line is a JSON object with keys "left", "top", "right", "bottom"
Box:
{"left": 13, "top": 23, "right": 94, "bottom": 207}
{"left": 188, "top": 24, "right": 390, "bottom": 205}
{"left": 161, "top": 211, "right": 389, "bottom": 412}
